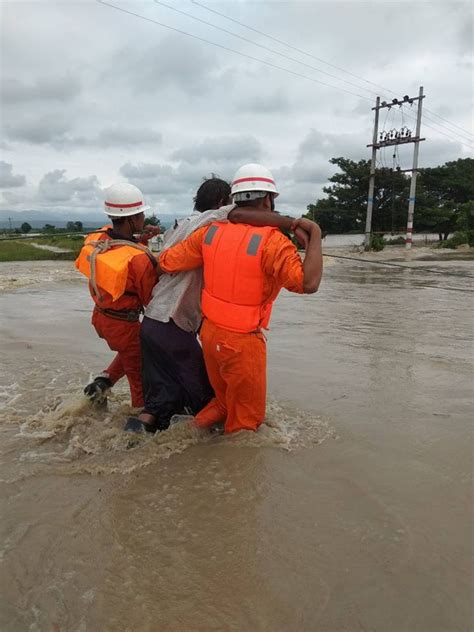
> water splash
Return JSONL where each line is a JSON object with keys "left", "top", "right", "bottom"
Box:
{"left": 6, "top": 389, "right": 335, "bottom": 476}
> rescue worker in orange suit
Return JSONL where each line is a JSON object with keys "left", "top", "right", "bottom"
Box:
{"left": 75, "top": 183, "right": 159, "bottom": 408}
{"left": 158, "top": 164, "right": 323, "bottom": 434}
{"left": 124, "top": 176, "right": 311, "bottom": 434}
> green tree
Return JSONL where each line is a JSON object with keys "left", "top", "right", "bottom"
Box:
{"left": 305, "top": 156, "right": 473, "bottom": 239}
{"left": 145, "top": 214, "right": 160, "bottom": 227}
{"left": 454, "top": 200, "right": 474, "bottom": 246}
{"left": 66, "top": 221, "right": 76, "bottom": 232}
{"left": 415, "top": 158, "right": 474, "bottom": 240}
{"left": 305, "top": 157, "right": 410, "bottom": 234}
{"left": 43, "top": 224, "right": 56, "bottom": 232}
{"left": 74, "top": 220, "right": 83, "bottom": 232}
{"left": 21, "top": 222, "right": 32, "bottom": 234}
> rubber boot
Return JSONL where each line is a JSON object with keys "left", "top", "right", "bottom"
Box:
{"left": 84, "top": 376, "right": 112, "bottom": 407}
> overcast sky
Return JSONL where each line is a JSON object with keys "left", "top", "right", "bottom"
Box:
{"left": 0, "top": 0, "right": 473, "bottom": 219}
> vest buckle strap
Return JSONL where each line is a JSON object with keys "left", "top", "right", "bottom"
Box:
{"left": 94, "top": 305, "right": 142, "bottom": 322}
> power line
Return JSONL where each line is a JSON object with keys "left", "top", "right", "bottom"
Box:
{"left": 98, "top": 0, "right": 474, "bottom": 149}
{"left": 423, "top": 108, "right": 474, "bottom": 138}
{"left": 379, "top": 107, "right": 394, "bottom": 169}
{"left": 421, "top": 113, "right": 474, "bottom": 146}
{"left": 154, "top": 0, "right": 378, "bottom": 97}
{"left": 401, "top": 104, "right": 474, "bottom": 150}
{"left": 96, "top": 0, "right": 374, "bottom": 102}
{"left": 192, "top": 0, "right": 474, "bottom": 147}
{"left": 190, "top": 0, "right": 394, "bottom": 96}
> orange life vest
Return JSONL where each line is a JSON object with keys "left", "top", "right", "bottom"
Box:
{"left": 75, "top": 225, "right": 155, "bottom": 302}
{"left": 201, "top": 222, "right": 279, "bottom": 333}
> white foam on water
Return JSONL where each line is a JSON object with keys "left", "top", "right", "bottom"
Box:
{"left": 0, "top": 351, "right": 335, "bottom": 478}
{"left": 9, "top": 391, "right": 335, "bottom": 477}
{"left": 0, "top": 261, "right": 78, "bottom": 293}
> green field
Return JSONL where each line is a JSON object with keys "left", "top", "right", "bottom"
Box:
{"left": 0, "top": 238, "right": 82, "bottom": 262}
{"left": 38, "top": 235, "right": 84, "bottom": 253}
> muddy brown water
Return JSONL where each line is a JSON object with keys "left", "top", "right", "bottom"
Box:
{"left": 0, "top": 258, "right": 472, "bottom": 632}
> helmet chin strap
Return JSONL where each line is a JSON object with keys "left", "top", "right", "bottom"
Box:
{"left": 127, "top": 216, "right": 137, "bottom": 237}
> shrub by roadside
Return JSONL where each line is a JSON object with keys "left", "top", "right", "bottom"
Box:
{"left": 438, "top": 231, "right": 474, "bottom": 249}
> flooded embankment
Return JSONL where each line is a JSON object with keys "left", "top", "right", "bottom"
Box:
{"left": 0, "top": 255, "right": 472, "bottom": 631}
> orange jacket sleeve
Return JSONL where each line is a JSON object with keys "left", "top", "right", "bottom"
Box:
{"left": 159, "top": 226, "right": 207, "bottom": 273}
{"left": 127, "top": 253, "right": 159, "bottom": 307}
{"left": 261, "top": 231, "right": 304, "bottom": 294}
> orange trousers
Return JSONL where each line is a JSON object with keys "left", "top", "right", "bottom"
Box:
{"left": 194, "top": 319, "right": 267, "bottom": 433}
{"left": 92, "top": 310, "right": 144, "bottom": 408}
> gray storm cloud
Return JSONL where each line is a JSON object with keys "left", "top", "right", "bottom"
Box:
{"left": 0, "top": 0, "right": 471, "bottom": 216}
{"left": 170, "top": 135, "right": 262, "bottom": 164}
{"left": 38, "top": 170, "right": 101, "bottom": 203}
{"left": 1, "top": 76, "right": 81, "bottom": 105}
{"left": 0, "top": 162, "right": 27, "bottom": 188}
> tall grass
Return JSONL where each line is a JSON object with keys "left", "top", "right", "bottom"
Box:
{"left": 0, "top": 240, "right": 78, "bottom": 262}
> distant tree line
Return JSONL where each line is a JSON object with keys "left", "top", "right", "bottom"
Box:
{"left": 305, "top": 157, "right": 474, "bottom": 242}
{"left": 42, "top": 221, "right": 84, "bottom": 233}
{"left": 5, "top": 216, "right": 161, "bottom": 237}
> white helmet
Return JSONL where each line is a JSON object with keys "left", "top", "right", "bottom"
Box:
{"left": 231, "top": 163, "right": 279, "bottom": 202}
{"left": 103, "top": 182, "right": 150, "bottom": 217}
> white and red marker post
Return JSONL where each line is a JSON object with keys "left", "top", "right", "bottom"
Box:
{"left": 405, "top": 86, "right": 424, "bottom": 250}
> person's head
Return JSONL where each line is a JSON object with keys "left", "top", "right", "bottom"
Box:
{"left": 230, "top": 163, "right": 279, "bottom": 211}
{"left": 103, "top": 182, "right": 149, "bottom": 234}
{"left": 109, "top": 212, "right": 145, "bottom": 234}
{"left": 194, "top": 176, "right": 231, "bottom": 213}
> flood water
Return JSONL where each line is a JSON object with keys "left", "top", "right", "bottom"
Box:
{"left": 0, "top": 256, "right": 472, "bottom": 631}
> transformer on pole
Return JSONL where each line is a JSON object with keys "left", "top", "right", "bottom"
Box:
{"left": 364, "top": 87, "right": 425, "bottom": 249}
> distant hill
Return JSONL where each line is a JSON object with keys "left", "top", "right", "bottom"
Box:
{"left": 0, "top": 210, "right": 183, "bottom": 230}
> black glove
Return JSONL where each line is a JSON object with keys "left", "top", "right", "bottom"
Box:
{"left": 84, "top": 376, "right": 112, "bottom": 402}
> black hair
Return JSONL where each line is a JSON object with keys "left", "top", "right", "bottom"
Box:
{"left": 194, "top": 176, "right": 231, "bottom": 213}
{"left": 109, "top": 216, "right": 127, "bottom": 227}
{"left": 109, "top": 212, "right": 144, "bottom": 226}
{"left": 235, "top": 193, "right": 274, "bottom": 210}
{"left": 235, "top": 198, "right": 263, "bottom": 208}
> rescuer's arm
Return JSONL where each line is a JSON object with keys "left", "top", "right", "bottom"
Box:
{"left": 158, "top": 226, "right": 207, "bottom": 276}
{"left": 297, "top": 218, "right": 323, "bottom": 293}
{"left": 229, "top": 209, "right": 309, "bottom": 249}
{"left": 263, "top": 218, "right": 322, "bottom": 295}
{"left": 129, "top": 254, "right": 161, "bottom": 306}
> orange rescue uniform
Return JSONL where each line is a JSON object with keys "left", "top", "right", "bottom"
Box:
{"left": 76, "top": 227, "right": 157, "bottom": 407}
{"left": 159, "top": 222, "right": 304, "bottom": 433}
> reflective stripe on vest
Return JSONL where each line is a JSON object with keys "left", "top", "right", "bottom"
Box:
{"left": 201, "top": 222, "right": 277, "bottom": 334}
{"left": 75, "top": 225, "right": 153, "bottom": 302}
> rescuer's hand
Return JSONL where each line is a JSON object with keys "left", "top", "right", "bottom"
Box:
{"left": 139, "top": 225, "right": 161, "bottom": 244}
{"left": 291, "top": 217, "right": 321, "bottom": 237}
{"left": 293, "top": 226, "right": 309, "bottom": 249}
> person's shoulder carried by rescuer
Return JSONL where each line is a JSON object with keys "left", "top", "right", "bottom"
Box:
{"left": 75, "top": 182, "right": 160, "bottom": 410}
{"left": 158, "top": 163, "right": 323, "bottom": 435}
{"left": 125, "top": 175, "right": 313, "bottom": 434}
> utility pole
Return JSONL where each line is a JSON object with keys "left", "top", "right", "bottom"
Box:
{"left": 364, "top": 88, "right": 425, "bottom": 249}
{"left": 364, "top": 96, "right": 380, "bottom": 249}
{"left": 405, "top": 86, "right": 424, "bottom": 249}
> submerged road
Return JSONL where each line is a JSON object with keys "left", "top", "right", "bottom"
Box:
{"left": 0, "top": 257, "right": 472, "bottom": 631}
